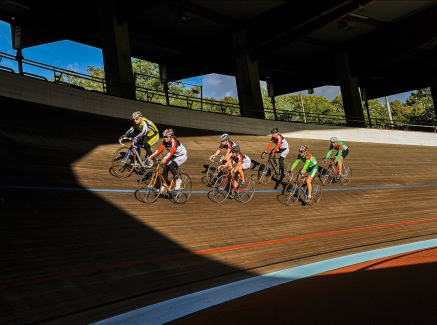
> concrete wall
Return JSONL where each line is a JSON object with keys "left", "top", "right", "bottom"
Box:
{"left": 1, "top": 70, "right": 437, "bottom": 146}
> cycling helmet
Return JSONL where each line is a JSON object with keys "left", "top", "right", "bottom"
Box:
{"left": 220, "top": 133, "right": 230, "bottom": 141}
{"left": 231, "top": 145, "right": 240, "bottom": 153}
{"left": 330, "top": 137, "right": 338, "bottom": 143}
{"left": 271, "top": 127, "right": 279, "bottom": 133}
{"left": 163, "top": 129, "right": 174, "bottom": 137}
{"left": 132, "top": 111, "right": 142, "bottom": 119}
{"left": 299, "top": 145, "right": 307, "bottom": 152}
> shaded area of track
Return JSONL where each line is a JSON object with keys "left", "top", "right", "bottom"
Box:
{"left": 1, "top": 96, "right": 437, "bottom": 324}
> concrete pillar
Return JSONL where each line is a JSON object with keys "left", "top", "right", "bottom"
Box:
{"left": 335, "top": 50, "right": 365, "bottom": 127}
{"left": 427, "top": 58, "right": 437, "bottom": 118}
{"left": 232, "top": 29, "right": 264, "bottom": 119}
{"left": 97, "top": 0, "right": 135, "bottom": 100}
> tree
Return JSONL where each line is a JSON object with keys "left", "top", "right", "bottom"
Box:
{"left": 404, "top": 88, "right": 436, "bottom": 123}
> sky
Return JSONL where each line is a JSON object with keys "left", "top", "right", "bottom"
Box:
{"left": 0, "top": 20, "right": 413, "bottom": 103}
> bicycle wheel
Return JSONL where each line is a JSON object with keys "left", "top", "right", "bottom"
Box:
{"left": 235, "top": 176, "right": 255, "bottom": 203}
{"left": 212, "top": 175, "right": 231, "bottom": 203}
{"left": 138, "top": 171, "right": 161, "bottom": 203}
{"left": 206, "top": 162, "right": 221, "bottom": 187}
{"left": 340, "top": 164, "right": 352, "bottom": 185}
{"left": 319, "top": 166, "right": 333, "bottom": 186}
{"left": 258, "top": 162, "right": 272, "bottom": 184}
{"left": 308, "top": 182, "right": 322, "bottom": 205}
{"left": 112, "top": 147, "right": 136, "bottom": 178}
{"left": 283, "top": 162, "right": 294, "bottom": 183}
{"left": 171, "top": 173, "right": 192, "bottom": 204}
{"left": 283, "top": 182, "right": 300, "bottom": 206}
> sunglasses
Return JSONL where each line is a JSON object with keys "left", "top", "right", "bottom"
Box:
{"left": 164, "top": 135, "right": 172, "bottom": 138}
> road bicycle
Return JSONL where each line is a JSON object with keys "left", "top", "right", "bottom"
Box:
{"left": 111, "top": 136, "right": 161, "bottom": 178}
{"left": 319, "top": 158, "right": 352, "bottom": 186}
{"left": 212, "top": 166, "right": 255, "bottom": 203}
{"left": 283, "top": 171, "right": 322, "bottom": 206}
{"left": 258, "top": 152, "right": 291, "bottom": 184}
{"left": 205, "top": 154, "right": 225, "bottom": 187}
{"left": 138, "top": 159, "right": 192, "bottom": 204}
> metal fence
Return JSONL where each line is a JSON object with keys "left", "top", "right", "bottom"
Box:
{"left": 1, "top": 51, "right": 436, "bottom": 133}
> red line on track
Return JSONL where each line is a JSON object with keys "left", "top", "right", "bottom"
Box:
{"left": 2, "top": 217, "right": 437, "bottom": 288}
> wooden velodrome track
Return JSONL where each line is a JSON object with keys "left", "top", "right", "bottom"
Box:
{"left": 1, "top": 96, "right": 437, "bottom": 325}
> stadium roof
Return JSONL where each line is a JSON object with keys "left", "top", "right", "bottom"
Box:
{"left": 2, "top": 0, "right": 437, "bottom": 99}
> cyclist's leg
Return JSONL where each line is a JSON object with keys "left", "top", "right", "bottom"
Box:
{"left": 279, "top": 148, "right": 289, "bottom": 180}
{"left": 307, "top": 166, "right": 318, "bottom": 200}
{"left": 339, "top": 149, "right": 349, "bottom": 175}
{"left": 144, "top": 133, "right": 159, "bottom": 159}
{"left": 170, "top": 155, "right": 187, "bottom": 189}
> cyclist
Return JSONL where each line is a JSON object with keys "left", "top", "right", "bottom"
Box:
{"left": 221, "top": 145, "right": 251, "bottom": 199}
{"left": 210, "top": 133, "right": 238, "bottom": 163}
{"left": 120, "top": 111, "right": 159, "bottom": 167}
{"left": 263, "top": 127, "right": 289, "bottom": 181}
{"left": 147, "top": 129, "right": 187, "bottom": 193}
{"left": 289, "top": 145, "right": 318, "bottom": 203}
{"left": 322, "top": 137, "right": 349, "bottom": 179}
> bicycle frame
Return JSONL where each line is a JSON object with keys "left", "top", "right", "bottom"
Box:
{"left": 258, "top": 152, "right": 287, "bottom": 184}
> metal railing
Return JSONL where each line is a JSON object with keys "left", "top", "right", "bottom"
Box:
{"left": 1, "top": 50, "right": 436, "bottom": 133}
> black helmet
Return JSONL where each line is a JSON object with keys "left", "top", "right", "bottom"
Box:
{"left": 271, "top": 128, "right": 279, "bottom": 133}
{"left": 231, "top": 145, "right": 240, "bottom": 153}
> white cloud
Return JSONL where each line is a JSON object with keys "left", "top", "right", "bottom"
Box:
{"left": 66, "top": 62, "right": 79, "bottom": 71}
{"left": 202, "top": 74, "right": 238, "bottom": 99}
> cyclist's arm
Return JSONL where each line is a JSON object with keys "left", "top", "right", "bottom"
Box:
{"left": 334, "top": 144, "right": 344, "bottom": 163}
{"left": 135, "top": 120, "right": 148, "bottom": 139}
{"left": 291, "top": 159, "right": 300, "bottom": 170}
{"left": 301, "top": 160, "right": 311, "bottom": 173}
{"left": 324, "top": 148, "right": 333, "bottom": 160}
{"left": 163, "top": 139, "right": 177, "bottom": 160}
{"left": 264, "top": 140, "right": 273, "bottom": 153}
{"left": 224, "top": 148, "right": 232, "bottom": 161}
{"left": 272, "top": 135, "right": 285, "bottom": 155}
{"left": 149, "top": 143, "right": 165, "bottom": 159}
{"left": 124, "top": 126, "right": 135, "bottom": 136}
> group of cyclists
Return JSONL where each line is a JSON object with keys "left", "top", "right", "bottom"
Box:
{"left": 119, "top": 111, "right": 349, "bottom": 201}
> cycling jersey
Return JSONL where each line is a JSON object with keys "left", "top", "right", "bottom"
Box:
{"left": 265, "top": 134, "right": 289, "bottom": 154}
{"left": 218, "top": 140, "right": 237, "bottom": 151}
{"left": 125, "top": 117, "right": 158, "bottom": 140}
{"left": 150, "top": 138, "right": 187, "bottom": 161}
{"left": 291, "top": 152, "right": 318, "bottom": 173}
{"left": 325, "top": 141, "right": 349, "bottom": 163}
{"left": 230, "top": 153, "right": 251, "bottom": 169}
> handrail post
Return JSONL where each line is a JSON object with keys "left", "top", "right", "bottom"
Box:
{"left": 15, "top": 49, "right": 24, "bottom": 75}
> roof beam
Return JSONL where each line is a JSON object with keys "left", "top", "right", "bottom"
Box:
{"left": 249, "top": 0, "right": 375, "bottom": 60}
{"left": 160, "top": 0, "right": 239, "bottom": 27}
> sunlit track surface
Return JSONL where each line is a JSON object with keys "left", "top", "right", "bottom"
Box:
{"left": 1, "top": 96, "right": 437, "bottom": 324}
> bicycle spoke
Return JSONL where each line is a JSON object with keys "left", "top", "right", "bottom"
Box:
{"left": 235, "top": 177, "right": 255, "bottom": 203}
{"left": 138, "top": 172, "right": 161, "bottom": 203}
{"left": 340, "top": 165, "right": 352, "bottom": 185}
{"left": 283, "top": 182, "right": 300, "bottom": 206}
{"left": 212, "top": 175, "right": 231, "bottom": 203}
{"left": 171, "top": 173, "right": 192, "bottom": 204}
{"left": 258, "top": 162, "right": 272, "bottom": 184}
{"left": 112, "top": 147, "right": 135, "bottom": 178}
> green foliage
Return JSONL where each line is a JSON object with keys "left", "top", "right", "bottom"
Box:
{"left": 404, "top": 88, "right": 436, "bottom": 123}
{"left": 54, "top": 58, "right": 437, "bottom": 127}
{"left": 263, "top": 89, "right": 345, "bottom": 125}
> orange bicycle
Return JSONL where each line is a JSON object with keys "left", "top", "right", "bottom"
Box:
{"left": 138, "top": 159, "right": 192, "bottom": 204}
{"left": 211, "top": 166, "right": 255, "bottom": 203}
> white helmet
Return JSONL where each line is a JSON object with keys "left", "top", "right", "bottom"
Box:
{"left": 132, "top": 111, "right": 142, "bottom": 119}
{"left": 220, "top": 133, "right": 229, "bottom": 141}
{"left": 330, "top": 137, "right": 337, "bottom": 143}
{"left": 299, "top": 145, "right": 307, "bottom": 152}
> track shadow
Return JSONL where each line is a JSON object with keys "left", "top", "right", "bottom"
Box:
{"left": 0, "top": 96, "right": 257, "bottom": 324}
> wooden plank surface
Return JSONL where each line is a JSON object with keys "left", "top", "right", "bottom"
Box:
{"left": 1, "top": 96, "right": 437, "bottom": 324}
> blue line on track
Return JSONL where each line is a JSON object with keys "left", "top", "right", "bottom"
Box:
{"left": 92, "top": 238, "right": 437, "bottom": 325}
{"left": 1, "top": 183, "right": 437, "bottom": 194}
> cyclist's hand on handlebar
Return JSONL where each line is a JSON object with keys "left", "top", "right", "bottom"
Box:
{"left": 322, "top": 158, "right": 326, "bottom": 163}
